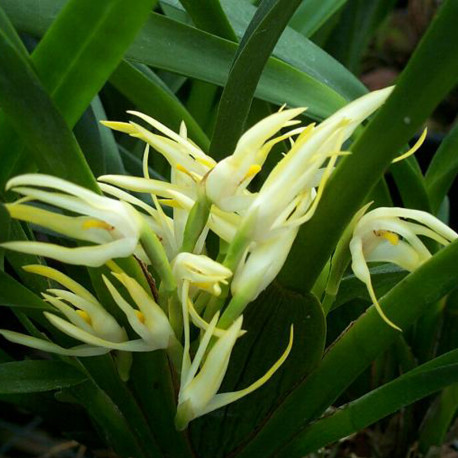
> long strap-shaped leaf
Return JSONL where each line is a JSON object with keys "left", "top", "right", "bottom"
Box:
{"left": 280, "top": 351, "right": 458, "bottom": 456}
{"left": 0, "top": 25, "right": 98, "bottom": 191}
{"left": 280, "top": 0, "right": 458, "bottom": 292}
{"left": 0, "top": 0, "right": 155, "bottom": 189}
{"left": 2, "top": 1, "right": 353, "bottom": 121}
{"left": 0, "top": 360, "right": 86, "bottom": 393}
{"left": 209, "top": 0, "right": 302, "bottom": 160}
{"left": 237, "top": 237, "right": 458, "bottom": 457}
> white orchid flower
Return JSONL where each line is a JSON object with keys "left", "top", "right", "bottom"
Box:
{"left": 244, "top": 87, "right": 394, "bottom": 242}
{"left": 175, "top": 313, "right": 293, "bottom": 430}
{"left": 350, "top": 207, "right": 458, "bottom": 330}
{"left": 0, "top": 264, "right": 156, "bottom": 356}
{"left": 205, "top": 107, "right": 305, "bottom": 212}
{"left": 1, "top": 174, "right": 143, "bottom": 267}
{"left": 172, "top": 252, "right": 232, "bottom": 297}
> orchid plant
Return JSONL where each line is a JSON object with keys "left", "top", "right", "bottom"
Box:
{"left": 1, "top": 0, "right": 458, "bottom": 457}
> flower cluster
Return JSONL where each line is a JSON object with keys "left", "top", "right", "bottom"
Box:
{"left": 2, "top": 86, "right": 454, "bottom": 428}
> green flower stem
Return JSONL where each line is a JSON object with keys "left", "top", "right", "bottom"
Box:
{"left": 180, "top": 193, "right": 211, "bottom": 253}
{"left": 140, "top": 226, "right": 176, "bottom": 294}
{"left": 204, "top": 225, "right": 251, "bottom": 321}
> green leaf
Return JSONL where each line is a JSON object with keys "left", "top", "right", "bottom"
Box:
{"left": 324, "top": 0, "right": 397, "bottom": 75}
{"left": 110, "top": 61, "right": 210, "bottom": 150}
{"left": 31, "top": 0, "right": 157, "bottom": 127}
{"left": 281, "top": 0, "right": 458, "bottom": 292}
{"left": 389, "top": 156, "right": 431, "bottom": 211}
{"left": 425, "top": 123, "right": 458, "bottom": 214}
{"left": 0, "top": 270, "right": 53, "bottom": 311}
{"left": 237, "top": 237, "right": 458, "bottom": 457}
{"left": 68, "top": 379, "right": 150, "bottom": 458}
{"left": 191, "top": 285, "right": 325, "bottom": 456}
{"left": 78, "top": 355, "right": 164, "bottom": 458}
{"left": 209, "top": 0, "right": 303, "bottom": 159}
{"left": 0, "top": 26, "right": 98, "bottom": 191}
{"left": 289, "top": 0, "right": 347, "bottom": 38}
{"left": 333, "top": 264, "right": 407, "bottom": 311}
{"left": 0, "top": 360, "right": 86, "bottom": 393}
{"left": 4, "top": 1, "right": 360, "bottom": 122}
{"left": 164, "top": 0, "right": 367, "bottom": 100}
{"left": 74, "top": 97, "right": 126, "bottom": 177}
{"left": 179, "top": 0, "right": 237, "bottom": 40}
{"left": 282, "top": 354, "right": 458, "bottom": 456}
{"left": 418, "top": 383, "right": 458, "bottom": 454}
{"left": 0, "top": 0, "right": 155, "bottom": 189}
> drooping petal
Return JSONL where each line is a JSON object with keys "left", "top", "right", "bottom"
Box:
{"left": 200, "top": 325, "right": 294, "bottom": 416}
{"left": 0, "top": 329, "right": 109, "bottom": 357}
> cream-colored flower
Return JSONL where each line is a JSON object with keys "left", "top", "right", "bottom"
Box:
{"left": 175, "top": 313, "right": 293, "bottom": 430}
{"left": 1, "top": 174, "right": 143, "bottom": 267}
{"left": 0, "top": 265, "right": 156, "bottom": 356}
{"left": 205, "top": 108, "right": 304, "bottom": 212}
{"left": 350, "top": 207, "right": 458, "bottom": 330}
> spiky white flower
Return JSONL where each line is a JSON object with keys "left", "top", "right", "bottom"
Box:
{"left": 350, "top": 207, "right": 458, "bottom": 330}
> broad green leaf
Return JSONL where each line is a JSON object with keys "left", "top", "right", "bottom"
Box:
{"left": 237, "top": 237, "right": 458, "bottom": 457}
{"left": 110, "top": 61, "right": 210, "bottom": 150}
{"left": 0, "top": 0, "right": 155, "bottom": 189}
{"left": 0, "top": 27, "right": 98, "bottom": 191}
{"left": 68, "top": 379, "right": 151, "bottom": 458}
{"left": 0, "top": 360, "right": 86, "bottom": 393}
{"left": 4, "top": 1, "right": 359, "bottom": 122}
{"left": 0, "top": 270, "right": 52, "bottom": 311}
{"left": 282, "top": 355, "right": 458, "bottom": 456}
{"left": 191, "top": 286, "right": 325, "bottom": 457}
{"left": 78, "top": 356, "right": 164, "bottom": 458}
{"left": 289, "top": 0, "right": 347, "bottom": 38}
{"left": 163, "top": 0, "right": 367, "bottom": 100}
{"left": 131, "top": 352, "right": 195, "bottom": 457}
{"left": 281, "top": 0, "right": 458, "bottom": 292}
{"left": 209, "top": 0, "right": 303, "bottom": 159}
{"left": 425, "top": 123, "right": 458, "bottom": 214}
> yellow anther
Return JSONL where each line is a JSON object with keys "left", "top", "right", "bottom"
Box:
{"left": 76, "top": 310, "right": 92, "bottom": 325}
{"left": 193, "top": 281, "right": 213, "bottom": 289}
{"left": 243, "top": 164, "right": 262, "bottom": 181}
{"left": 82, "top": 219, "right": 114, "bottom": 231}
{"left": 158, "top": 198, "right": 182, "bottom": 208}
{"left": 195, "top": 157, "right": 215, "bottom": 168}
{"left": 176, "top": 163, "right": 196, "bottom": 178}
{"left": 374, "top": 230, "right": 399, "bottom": 245}
{"left": 135, "top": 310, "right": 146, "bottom": 324}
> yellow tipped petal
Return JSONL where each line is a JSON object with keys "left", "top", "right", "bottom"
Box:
{"left": 392, "top": 128, "right": 427, "bottom": 163}
{"left": 243, "top": 164, "right": 262, "bottom": 181}
{"left": 200, "top": 325, "right": 294, "bottom": 416}
{"left": 365, "top": 278, "right": 402, "bottom": 332}
{"left": 22, "top": 264, "right": 97, "bottom": 304}
{"left": 100, "top": 121, "right": 138, "bottom": 135}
